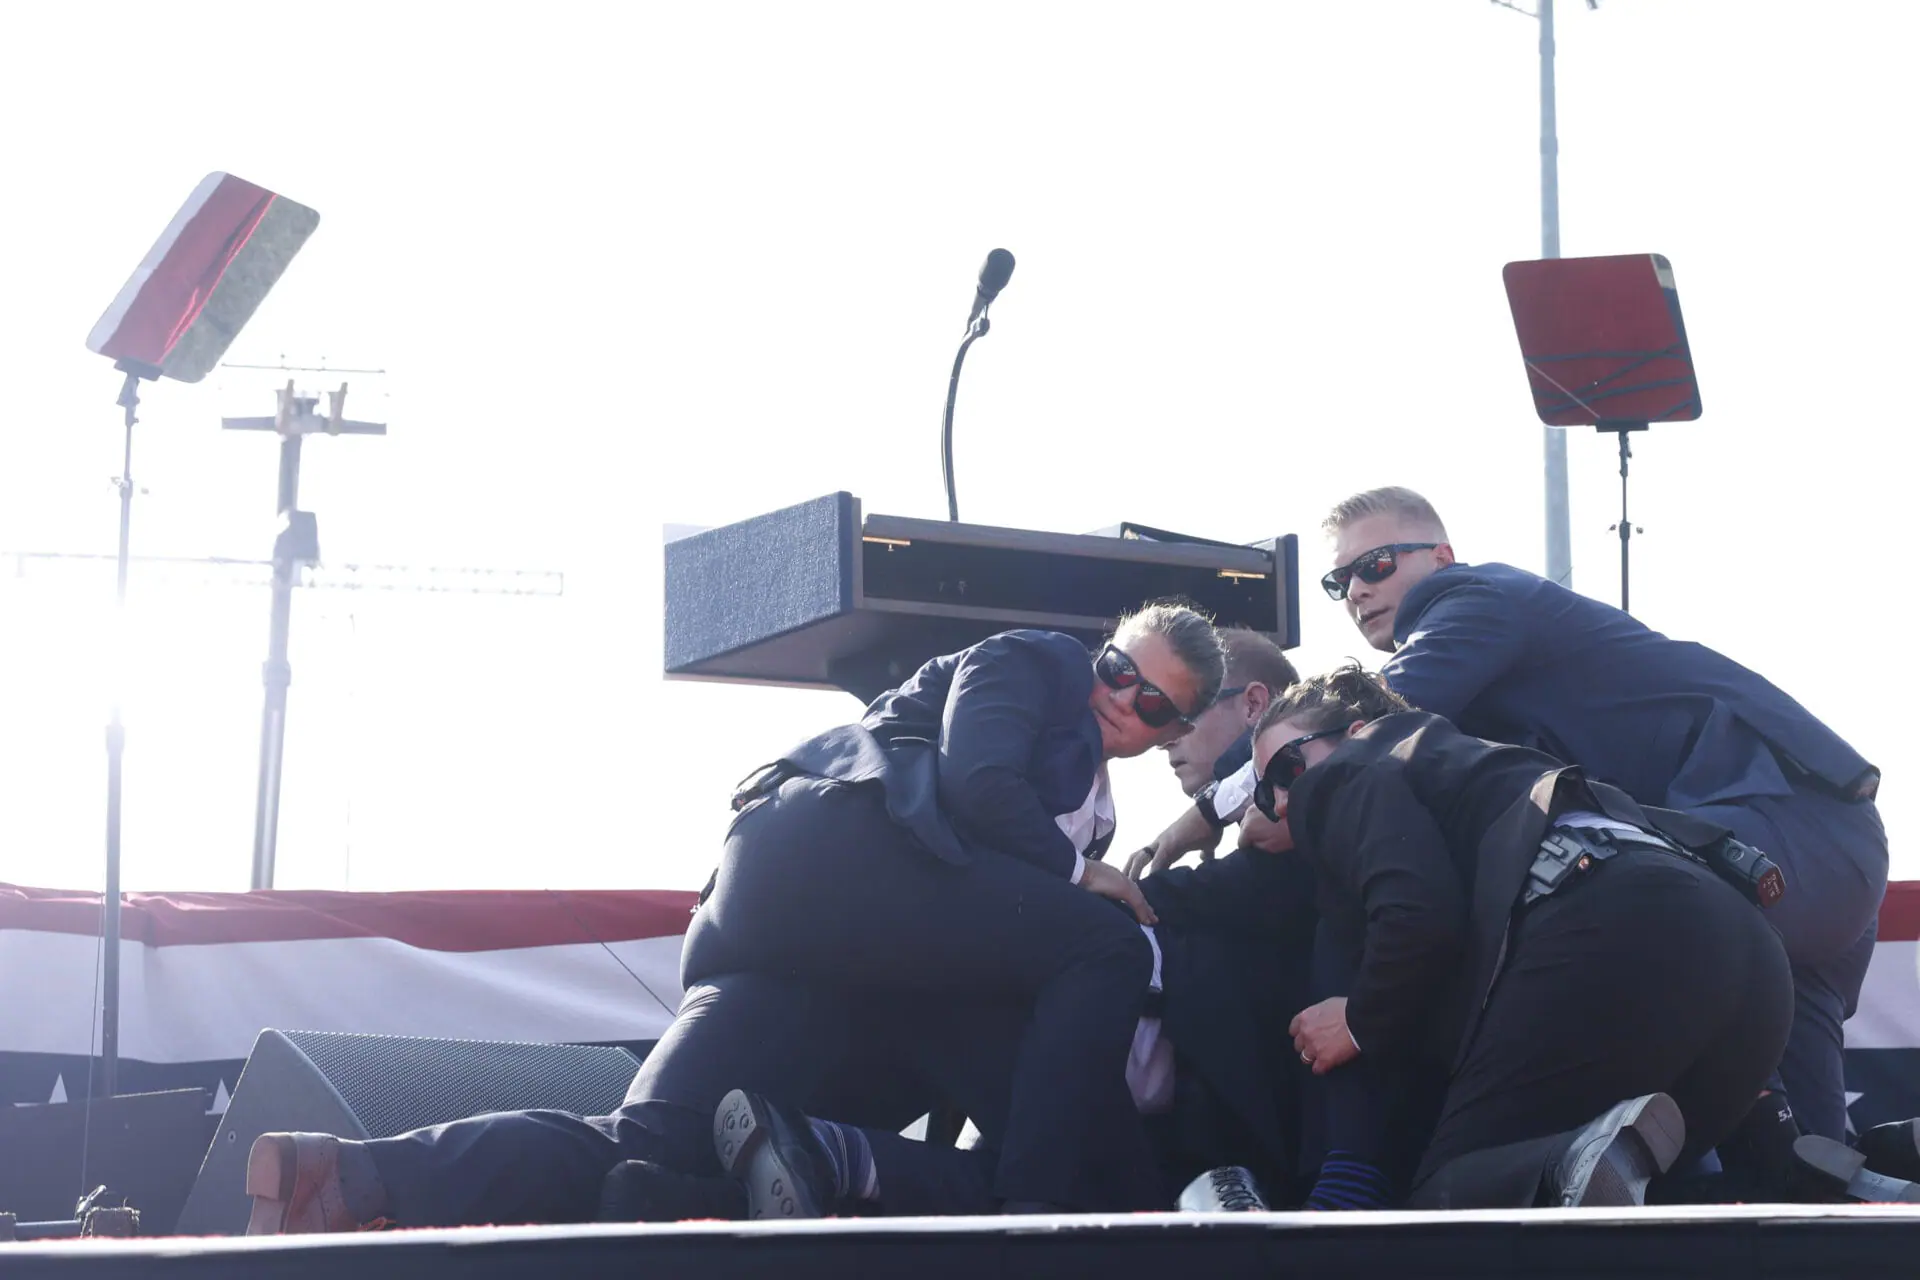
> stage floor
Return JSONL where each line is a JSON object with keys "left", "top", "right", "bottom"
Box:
{"left": 7, "top": 1205, "right": 1920, "bottom": 1279}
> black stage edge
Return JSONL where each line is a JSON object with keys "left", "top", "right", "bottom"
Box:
{"left": 7, "top": 1207, "right": 1920, "bottom": 1279}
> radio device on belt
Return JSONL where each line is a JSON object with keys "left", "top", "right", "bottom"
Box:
{"left": 1524, "top": 825, "right": 1786, "bottom": 910}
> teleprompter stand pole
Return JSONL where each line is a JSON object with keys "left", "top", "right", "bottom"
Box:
{"left": 1602, "top": 423, "right": 1647, "bottom": 615}
{"left": 99, "top": 359, "right": 160, "bottom": 1096}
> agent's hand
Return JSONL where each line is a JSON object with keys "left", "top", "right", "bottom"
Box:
{"left": 1123, "top": 806, "right": 1222, "bottom": 881}
{"left": 1238, "top": 803, "right": 1294, "bottom": 853}
{"left": 1080, "top": 858, "right": 1159, "bottom": 926}
{"left": 1290, "top": 997, "right": 1359, "bottom": 1076}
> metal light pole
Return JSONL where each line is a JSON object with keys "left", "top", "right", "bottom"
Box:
{"left": 1538, "top": 0, "right": 1572, "bottom": 589}
{"left": 1496, "top": 0, "right": 1596, "bottom": 589}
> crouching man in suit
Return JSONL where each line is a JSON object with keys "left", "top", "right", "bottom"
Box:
{"left": 1133, "top": 627, "right": 1316, "bottom": 1208}
{"left": 711, "top": 629, "right": 1326, "bottom": 1219}
{"left": 1138, "top": 486, "right": 1888, "bottom": 1193}
{"left": 243, "top": 610, "right": 1221, "bottom": 1232}
{"left": 1261, "top": 666, "right": 1794, "bottom": 1209}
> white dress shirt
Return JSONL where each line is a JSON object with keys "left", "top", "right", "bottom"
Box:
{"left": 1055, "top": 766, "right": 1176, "bottom": 1113}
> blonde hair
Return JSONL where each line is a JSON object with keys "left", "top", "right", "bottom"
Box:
{"left": 1321, "top": 487, "right": 1449, "bottom": 542}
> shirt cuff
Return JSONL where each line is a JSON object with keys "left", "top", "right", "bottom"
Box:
{"left": 1347, "top": 1027, "right": 1362, "bottom": 1055}
{"left": 1071, "top": 851, "right": 1087, "bottom": 885}
{"left": 1212, "top": 759, "right": 1257, "bottom": 823}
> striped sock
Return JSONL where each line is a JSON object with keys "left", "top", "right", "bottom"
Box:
{"left": 1304, "top": 1151, "right": 1391, "bottom": 1211}
{"left": 807, "top": 1117, "right": 880, "bottom": 1202}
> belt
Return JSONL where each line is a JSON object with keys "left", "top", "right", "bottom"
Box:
{"left": 1520, "top": 823, "right": 1691, "bottom": 907}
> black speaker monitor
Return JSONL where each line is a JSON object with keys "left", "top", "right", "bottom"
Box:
{"left": 176, "top": 1030, "right": 642, "bottom": 1237}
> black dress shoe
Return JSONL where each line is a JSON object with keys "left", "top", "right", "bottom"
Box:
{"left": 1546, "top": 1094, "right": 1687, "bottom": 1207}
{"left": 713, "top": 1089, "right": 835, "bottom": 1220}
{"left": 1857, "top": 1118, "right": 1920, "bottom": 1183}
{"left": 598, "top": 1160, "right": 748, "bottom": 1222}
{"left": 1792, "top": 1135, "right": 1920, "bottom": 1204}
{"left": 1178, "top": 1167, "right": 1269, "bottom": 1213}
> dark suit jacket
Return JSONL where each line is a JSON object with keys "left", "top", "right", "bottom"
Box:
{"left": 1142, "top": 847, "right": 1319, "bottom": 1180}
{"left": 1288, "top": 711, "right": 1737, "bottom": 1074}
{"left": 760, "top": 630, "right": 1105, "bottom": 879}
{"left": 1384, "top": 562, "right": 1878, "bottom": 809}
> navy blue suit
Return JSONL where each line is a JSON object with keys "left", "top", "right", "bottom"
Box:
{"left": 360, "top": 631, "right": 1157, "bottom": 1225}
{"left": 681, "top": 629, "right": 1158, "bottom": 1211}
{"left": 1383, "top": 562, "right": 1887, "bottom": 1139}
{"left": 747, "top": 628, "right": 1109, "bottom": 880}
{"left": 1141, "top": 847, "right": 1319, "bottom": 1201}
{"left": 809, "top": 848, "right": 1323, "bottom": 1215}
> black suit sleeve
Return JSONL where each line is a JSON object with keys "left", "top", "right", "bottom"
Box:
{"left": 1303, "top": 764, "right": 1468, "bottom": 1059}
{"left": 1143, "top": 850, "right": 1306, "bottom": 936}
{"left": 1380, "top": 577, "right": 1530, "bottom": 722}
{"left": 937, "top": 638, "right": 1081, "bottom": 879}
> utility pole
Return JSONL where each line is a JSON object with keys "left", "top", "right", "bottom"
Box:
{"left": 1495, "top": 0, "right": 1596, "bottom": 589}
{"left": 5, "top": 355, "right": 564, "bottom": 892}
{"left": 1538, "top": 0, "right": 1572, "bottom": 589}
{"left": 221, "top": 378, "right": 387, "bottom": 891}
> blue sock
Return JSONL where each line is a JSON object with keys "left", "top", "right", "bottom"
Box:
{"left": 1304, "top": 1150, "right": 1391, "bottom": 1210}
{"left": 807, "top": 1117, "right": 879, "bottom": 1201}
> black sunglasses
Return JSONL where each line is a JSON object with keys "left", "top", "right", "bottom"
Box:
{"left": 1252, "top": 727, "right": 1347, "bottom": 820}
{"left": 1094, "top": 643, "right": 1195, "bottom": 730}
{"left": 1320, "top": 543, "right": 1439, "bottom": 601}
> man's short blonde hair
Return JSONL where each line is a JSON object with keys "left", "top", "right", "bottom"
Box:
{"left": 1321, "top": 486, "right": 1450, "bottom": 541}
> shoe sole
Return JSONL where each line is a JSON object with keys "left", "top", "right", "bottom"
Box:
{"left": 1568, "top": 1094, "right": 1686, "bottom": 1207}
{"left": 1796, "top": 1135, "right": 1920, "bottom": 1204}
{"left": 713, "top": 1089, "right": 824, "bottom": 1220}
{"left": 244, "top": 1134, "right": 297, "bottom": 1235}
{"left": 1859, "top": 1120, "right": 1920, "bottom": 1184}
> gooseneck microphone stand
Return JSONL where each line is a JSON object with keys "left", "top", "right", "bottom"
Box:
{"left": 940, "top": 249, "right": 1015, "bottom": 523}
{"left": 941, "top": 313, "right": 992, "bottom": 524}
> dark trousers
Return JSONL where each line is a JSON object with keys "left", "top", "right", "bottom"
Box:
{"left": 1689, "top": 787, "right": 1889, "bottom": 1140}
{"left": 680, "top": 776, "right": 1159, "bottom": 1211}
{"left": 1408, "top": 849, "right": 1794, "bottom": 1208}
{"left": 1144, "top": 1061, "right": 1298, "bottom": 1205}
{"left": 366, "top": 972, "right": 965, "bottom": 1226}
{"left": 856, "top": 1025, "right": 1296, "bottom": 1214}
{"left": 1307, "top": 927, "right": 1446, "bottom": 1200}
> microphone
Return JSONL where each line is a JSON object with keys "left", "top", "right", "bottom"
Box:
{"left": 966, "top": 248, "right": 1017, "bottom": 329}
{"left": 942, "top": 248, "right": 1016, "bottom": 523}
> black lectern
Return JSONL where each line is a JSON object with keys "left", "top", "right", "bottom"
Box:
{"left": 665, "top": 492, "right": 1300, "bottom": 702}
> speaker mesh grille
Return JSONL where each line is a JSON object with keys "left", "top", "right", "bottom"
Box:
{"left": 281, "top": 1030, "right": 639, "bottom": 1138}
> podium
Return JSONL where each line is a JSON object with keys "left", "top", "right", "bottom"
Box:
{"left": 665, "top": 492, "right": 1300, "bottom": 701}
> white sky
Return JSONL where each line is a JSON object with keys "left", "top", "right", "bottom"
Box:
{"left": 0, "top": 1, "right": 1911, "bottom": 895}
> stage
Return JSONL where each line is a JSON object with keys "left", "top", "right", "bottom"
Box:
{"left": 7, "top": 1206, "right": 1920, "bottom": 1279}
